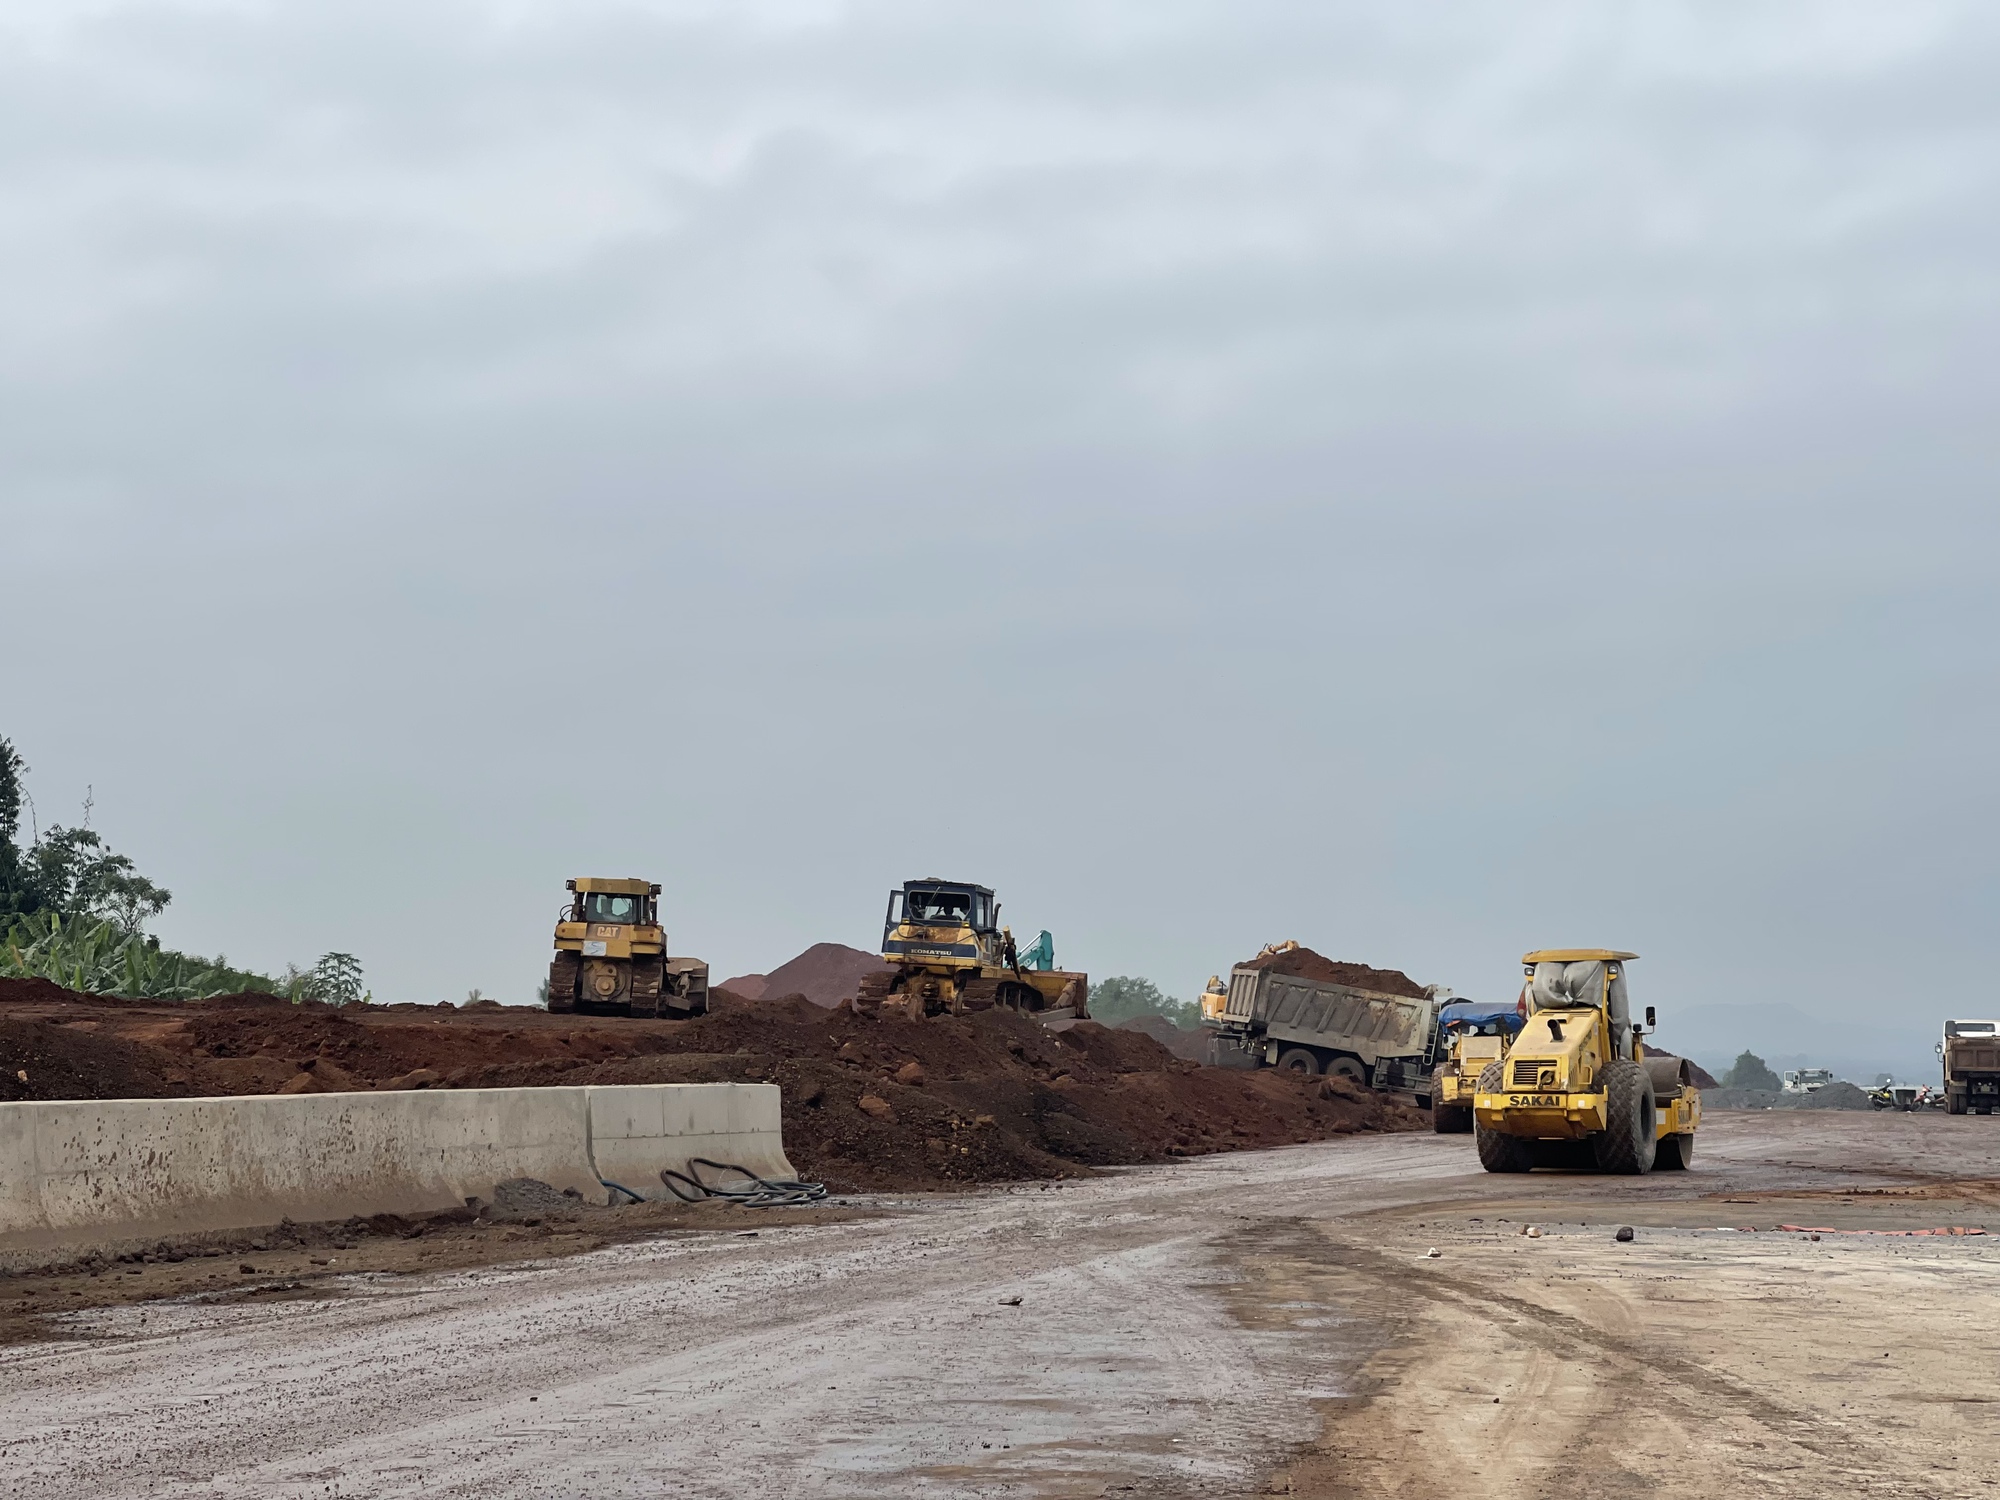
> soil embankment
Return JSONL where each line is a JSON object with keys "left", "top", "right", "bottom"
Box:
{"left": 0, "top": 976, "right": 1420, "bottom": 1193}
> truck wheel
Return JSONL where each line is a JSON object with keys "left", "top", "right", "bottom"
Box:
{"left": 1655, "top": 1132, "right": 1694, "bottom": 1170}
{"left": 1277, "top": 1048, "right": 1321, "bottom": 1075}
{"left": 1947, "top": 1092, "right": 1967, "bottom": 1115}
{"left": 1327, "top": 1056, "right": 1367, "bottom": 1085}
{"left": 1592, "top": 1061, "right": 1658, "bottom": 1174}
{"left": 1473, "top": 1062, "right": 1534, "bottom": 1171}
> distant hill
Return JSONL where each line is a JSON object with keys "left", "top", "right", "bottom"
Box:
{"left": 1660, "top": 1002, "right": 1939, "bottom": 1087}
{"left": 720, "top": 942, "right": 891, "bottom": 1009}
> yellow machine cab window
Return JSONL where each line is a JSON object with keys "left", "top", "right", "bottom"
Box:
{"left": 583, "top": 892, "right": 645, "bottom": 925}
{"left": 905, "top": 889, "right": 974, "bottom": 925}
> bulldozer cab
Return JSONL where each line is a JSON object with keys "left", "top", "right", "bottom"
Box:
{"left": 567, "top": 877, "right": 659, "bottom": 928}
{"left": 581, "top": 891, "right": 651, "bottom": 925}
{"left": 884, "top": 880, "right": 998, "bottom": 942}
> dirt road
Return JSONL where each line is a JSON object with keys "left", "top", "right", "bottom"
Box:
{"left": 3, "top": 1112, "right": 1996, "bottom": 1499}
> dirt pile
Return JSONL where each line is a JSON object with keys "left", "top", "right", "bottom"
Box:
{"left": 1113, "top": 1014, "right": 1213, "bottom": 1063}
{"left": 1642, "top": 1046, "right": 1720, "bottom": 1090}
{"left": 1241, "top": 945, "right": 1428, "bottom": 999}
{"left": 0, "top": 976, "right": 103, "bottom": 1008}
{"left": 0, "top": 1018, "right": 184, "bottom": 1102}
{"left": 0, "top": 985, "right": 1422, "bottom": 1192}
{"left": 1784, "top": 1080, "right": 1873, "bottom": 1110}
{"left": 734, "top": 943, "right": 893, "bottom": 1009}
{"left": 1702, "top": 1081, "right": 1873, "bottom": 1111}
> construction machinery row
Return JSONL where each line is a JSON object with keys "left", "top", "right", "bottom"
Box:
{"left": 545, "top": 875, "right": 1709, "bottom": 1174}
{"left": 547, "top": 874, "right": 1086, "bottom": 1024}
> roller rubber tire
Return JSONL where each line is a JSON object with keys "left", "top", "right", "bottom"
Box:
{"left": 1433, "top": 1104, "right": 1474, "bottom": 1135}
{"left": 1474, "top": 1062, "right": 1536, "bottom": 1173}
{"left": 1655, "top": 1131, "right": 1694, "bottom": 1170}
{"left": 1592, "top": 1061, "right": 1658, "bottom": 1175}
{"left": 1277, "top": 1047, "right": 1321, "bottom": 1076}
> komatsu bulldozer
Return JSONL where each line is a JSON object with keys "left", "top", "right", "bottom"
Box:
{"left": 1471, "top": 950, "right": 1700, "bottom": 1173}
{"left": 547, "top": 878, "right": 709, "bottom": 1018}
{"left": 854, "top": 877, "right": 1088, "bottom": 1021}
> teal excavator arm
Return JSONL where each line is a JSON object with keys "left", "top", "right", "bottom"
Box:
{"left": 1016, "top": 930, "right": 1056, "bottom": 971}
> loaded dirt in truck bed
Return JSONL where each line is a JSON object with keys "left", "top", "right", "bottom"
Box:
{"left": 0, "top": 978, "right": 1421, "bottom": 1193}
{"left": 1238, "top": 946, "right": 1429, "bottom": 1000}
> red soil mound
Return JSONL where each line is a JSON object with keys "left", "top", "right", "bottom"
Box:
{"left": 756, "top": 942, "right": 892, "bottom": 1008}
{"left": 0, "top": 976, "right": 114, "bottom": 1007}
{"left": 1113, "top": 1014, "right": 1213, "bottom": 1063}
{"left": 1242, "top": 945, "right": 1428, "bottom": 999}
{"left": 0, "top": 1018, "right": 186, "bottom": 1102}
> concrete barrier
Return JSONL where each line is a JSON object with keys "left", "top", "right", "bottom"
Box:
{"left": 587, "top": 1083, "right": 795, "bottom": 1199}
{"left": 0, "top": 1083, "right": 795, "bottom": 1251}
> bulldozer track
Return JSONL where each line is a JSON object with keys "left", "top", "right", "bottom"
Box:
{"left": 956, "top": 977, "right": 1002, "bottom": 1011}
{"left": 546, "top": 953, "right": 580, "bottom": 1014}
{"left": 852, "top": 971, "right": 897, "bottom": 1015}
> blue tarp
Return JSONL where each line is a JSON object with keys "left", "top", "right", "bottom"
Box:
{"left": 1437, "top": 1001, "right": 1524, "bottom": 1036}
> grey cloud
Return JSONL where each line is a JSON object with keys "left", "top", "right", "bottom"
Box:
{"left": 1, "top": 2, "right": 1995, "bottom": 1078}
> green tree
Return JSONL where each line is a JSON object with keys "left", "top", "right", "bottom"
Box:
{"left": 1087, "top": 976, "right": 1200, "bottom": 1029}
{"left": 0, "top": 737, "right": 32, "bottom": 920}
{"left": 0, "top": 736, "right": 170, "bottom": 932}
{"left": 22, "top": 826, "right": 172, "bottom": 932}
{"left": 1723, "top": 1050, "right": 1780, "bottom": 1091}
{"left": 306, "top": 952, "right": 365, "bottom": 1007}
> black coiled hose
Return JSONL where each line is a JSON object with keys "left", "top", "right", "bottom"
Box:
{"left": 657, "top": 1157, "right": 828, "bottom": 1208}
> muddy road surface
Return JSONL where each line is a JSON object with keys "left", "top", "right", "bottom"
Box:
{"left": 3, "top": 1112, "right": 1995, "bottom": 1499}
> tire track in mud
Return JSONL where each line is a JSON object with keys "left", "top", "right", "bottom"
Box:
{"left": 1220, "top": 1217, "right": 1924, "bottom": 1500}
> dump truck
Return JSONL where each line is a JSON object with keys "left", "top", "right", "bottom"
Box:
{"left": 1781, "top": 1068, "right": 1836, "bottom": 1094}
{"left": 854, "top": 877, "right": 1088, "bottom": 1021}
{"left": 546, "top": 877, "right": 709, "bottom": 1018}
{"left": 1938, "top": 1019, "right": 2000, "bottom": 1115}
{"left": 1207, "top": 960, "right": 1441, "bottom": 1098}
{"left": 1430, "top": 999, "right": 1525, "bottom": 1135}
{"left": 1471, "top": 949, "right": 1700, "bottom": 1173}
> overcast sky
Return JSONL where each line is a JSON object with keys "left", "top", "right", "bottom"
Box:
{"left": 4, "top": 1, "right": 1996, "bottom": 1070}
